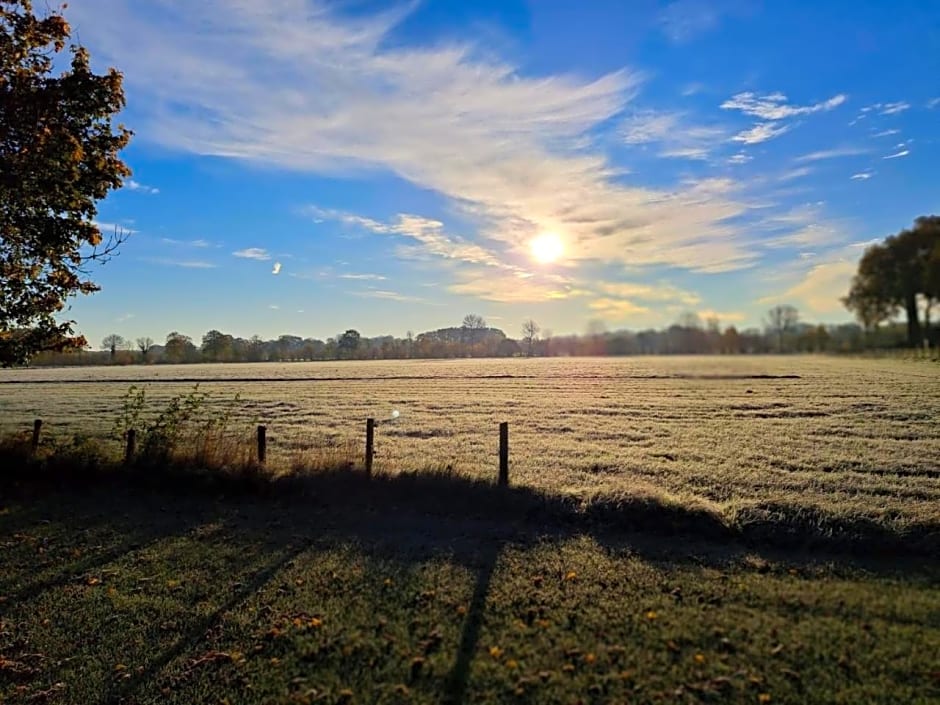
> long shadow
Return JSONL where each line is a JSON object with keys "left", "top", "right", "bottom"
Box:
{"left": 106, "top": 537, "right": 318, "bottom": 704}
{"left": 0, "top": 491, "right": 213, "bottom": 605}
{"left": 444, "top": 540, "right": 503, "bottom": 705}
{"left": 2, "top": 468, "right": 937, "bottom": 704}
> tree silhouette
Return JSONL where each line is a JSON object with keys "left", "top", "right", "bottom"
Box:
{"left": 164, "top": 332, "right": 196, "bottom": 364}
{"left": 461, "top": 314, "right": 487, "bottom": 346}
{"left": 0, "top": 0, "right": 132, "bottom": 366}
{"left": 101, "top": 334, "right": 127, "bottom": 360}
{"left": 765, "top": 305, "right": 799, "bottom": 353}
{"left": 337, "top": 329, "right": 361, "bottom": 359}
{"left": 844, "top": 216, "right": 940, "bottom": 347}
{"left": 136, "top": 337, "right": 154, "bottom": 362}
{"left": 461, "top": 314, "right": 486, "bottom": 330}
{"left": 521, "top": 319, "right": 540, "bottom": 357}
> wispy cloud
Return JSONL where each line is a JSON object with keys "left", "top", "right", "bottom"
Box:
{"left": 588, "top": 297, "right": 650, "bottom": 320}
{"left": 233, "top": 247, "right": 271, "bottom": 261}
{"left": 338, "top": 273, "right": 387, "bottom": 281}
{"left": 352, "top": 289, "right": 428, "bottom": 304}
{"left": 928, "top": 97, "right": 940, "bottom": 109}
{"left": 144, "top": 257, "right": 218, "bottom": 269}
{"left": 659, "top": 0, "right": 734, "bottom": 43}
{"left": 731, "top": 122, "right": 790, "bottom": 144}
{"left": 116, "top": 313, "right": 136, "bottom": 323}
{"left": 598, "top": 281, "right": 701, "bottom": 306}
{"left": 450, "top": 270, "right": 578, "bottom": 304}
{"left": 759, "top": 204, "right": 850, "bottom": 249}
{"left": 309, "top": 208, "right": 507, "bottom": 269}
{"left": 763, "top": 260, "right": 857, "bottom": 315}
{"left": 878, "top": 101, "right": 910, "bottom": 115}
{"left": 726, "top": 152, "right": 752, "bottom": 165}
{"left": 621, "top": 110, "right": 726, "bottom": 160}
{"left": 582, "top": 281, "right": 706, "bottom": 323}
{"left": 94, "top": 221, "right": 136, "bottom": 234}
{"left": 722, "top": 92, "right": 847, "bottom": 120}
{"left": 162, "top": 238, "right": 212, "bottom": 248}
{"left": 871, "top": 129, "right": 900, "bottom": 138}
{"left": 850, "top": 171, "right": 874, "bottom": 181}
{"left": 723, "top": 92, "right": 846, "bottom": 147}
{"left": 778, "top": 166, "right": 814, "bottom": 182}
{"left": 795, "top": 147, "right": 867, "bottom": 162}
{"left": 73, "top": 1, "right": 759, "bottom": 277}
{"left": 126, "top": 179, "right": 160, "bottom": 195}
{"left": 882, "top": 149, "right": 910, "bottom": 160}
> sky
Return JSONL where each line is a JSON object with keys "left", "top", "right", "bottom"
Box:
{"left": 62, "top": 0, "right": 940, "bottom": 347}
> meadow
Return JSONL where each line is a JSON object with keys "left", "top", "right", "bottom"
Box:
{"left": 1, "top": 356, "right": 939, "bottom": 704}
{"left": 1, "top": 356, "right": 938, "bottom": 546}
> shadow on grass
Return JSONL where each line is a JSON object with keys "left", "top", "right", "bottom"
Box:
{"left": 443, "top": 540, "right": 501, "bottom": 705}
{"left": 1, "top": 463, "right": 936, "bottom": 705}
{"left": 2, "top": 447, "right": 936, "bottom": 556}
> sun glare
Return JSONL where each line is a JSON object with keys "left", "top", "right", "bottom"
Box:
{"left": 530, "top": 232, "right": 564, "bottom": 264}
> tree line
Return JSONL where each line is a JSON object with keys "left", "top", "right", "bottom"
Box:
{"left": 28, "top": 308, "right": 920, "bottom": 367}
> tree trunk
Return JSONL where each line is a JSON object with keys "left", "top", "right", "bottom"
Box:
{"left": 904, "top": 291, "right": 921, "bottom": 347}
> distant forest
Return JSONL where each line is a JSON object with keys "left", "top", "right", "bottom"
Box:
{"left": 29, "top": 307, "right": 931, "bottom": 367}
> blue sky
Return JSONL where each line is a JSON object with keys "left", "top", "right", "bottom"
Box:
{"left": 64, "top": 0, "right": 939, "bottom": 346}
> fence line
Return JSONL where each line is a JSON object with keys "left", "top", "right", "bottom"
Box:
{"left": 24, "top": 418, "right": 513, "bottom": 487}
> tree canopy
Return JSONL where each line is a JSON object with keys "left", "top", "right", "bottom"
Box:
{"left": 843, "top": 216, "right": 940, "bottom": 346}
{"left": 0, "top": 0, "right": 132, "bottom": 366}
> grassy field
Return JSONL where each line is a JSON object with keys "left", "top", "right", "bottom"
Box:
{"left": 1, "top": 356, "right": 939, "bottom": 703}
{"left": 1, "top": 356, "right": 938, "bottom": 545}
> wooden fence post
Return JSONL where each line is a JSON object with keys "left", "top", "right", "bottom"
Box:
{"left": 365, "top": 418, "right": 375, "bottom": 478}
{"left": 124, "top": 429, "right": 136, "bottom": 465}
{"left": 31, "top": 419, "right": 42, "bottom": 451}
{"left": 257, "top": 425, "right": 267, "bottom": 464}
{"left": 498, "top": 421, "right": 509, "bottom": 487}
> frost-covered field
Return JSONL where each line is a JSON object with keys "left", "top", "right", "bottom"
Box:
{"left": 2, "top": 356, "right": 938, "bottom": 532}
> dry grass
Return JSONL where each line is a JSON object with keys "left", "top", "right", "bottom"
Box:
{"left": 1, "top": 356, "right": 938, "bottom": 550}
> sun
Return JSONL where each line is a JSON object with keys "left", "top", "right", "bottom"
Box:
{"left": 530, "top": 232, "right": 564, "bottom": 264}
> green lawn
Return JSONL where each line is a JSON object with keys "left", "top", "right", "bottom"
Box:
{"left": 1, "top": 480, "right": 937, "bottom": 705}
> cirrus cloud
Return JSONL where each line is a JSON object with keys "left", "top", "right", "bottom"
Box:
{"left": 721, "top": 92, "right": 847, "bottom": 120}
{"left": 233, "top": 247, "right": 271, "bottom": 261}
{"left": 72, "top": 0, "right": 760, "bottom": 280}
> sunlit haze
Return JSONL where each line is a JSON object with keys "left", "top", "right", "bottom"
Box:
{"left": 530, "top": 233, "right": 564, "bottom": 265}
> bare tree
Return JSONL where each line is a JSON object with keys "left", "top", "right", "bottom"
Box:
{"left": 136, "top": 336, "right": 154, "bottom": 362}
{"left": 765, "top": 305, "right": 799, "bottom": 352}
{"left": 461, "top": 313, "right": 487, "bottom": 330}
{"left": 461, "top": 313, "right": 487, "bottom": 346}
{"left": 101, "top": 334, "right": 127, "bottom": 360}
{"left": 521, "top": 319, "right": 540, "bottom": 357}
